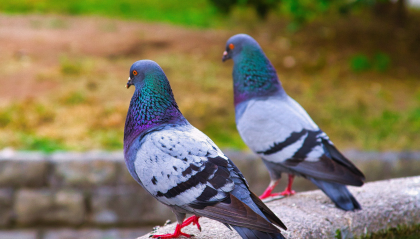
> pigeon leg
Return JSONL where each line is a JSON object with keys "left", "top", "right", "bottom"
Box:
{"left": 151, "top": 223, "right": 193, "bottom": 238}
{"left": 279, "top": 174, "right": 296, "bottom": 196}
{"left": 259, "top": 178, "right": 280, "bottom": 199}
{"left": 181, "top": 215, "right": 201, "bottom": 231}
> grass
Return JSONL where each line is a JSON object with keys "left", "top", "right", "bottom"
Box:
{"left": 0, "top": 0, "right": 223, "bottom": 28}
{"left": 0, "top": 6, "right": 420, "bottom": 152}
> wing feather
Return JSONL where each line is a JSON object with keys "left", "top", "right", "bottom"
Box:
{"left": 134, "top": 124, "right": 234, "bottom": 207}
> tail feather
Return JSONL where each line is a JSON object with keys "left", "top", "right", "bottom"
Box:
{"left": 309, "top": 178, "right": 361, "bottom": 211}
{"left": 232, "top": 226, "right": 285, "bottom": 239}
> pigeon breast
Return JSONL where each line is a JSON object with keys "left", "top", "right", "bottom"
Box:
{"left": 133, "top": 123, "right": 235, "bottom": 206}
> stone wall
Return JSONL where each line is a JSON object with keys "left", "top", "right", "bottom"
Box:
{"left": 0, "top": 151, "right": 175, "bottom": 228}
{"left": 0, "top": 149, "right": 419, "bottom": 238}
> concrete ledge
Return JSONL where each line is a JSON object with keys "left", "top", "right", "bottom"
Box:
{"left": 139, "top": 176, "right": 420, "bottom": 239}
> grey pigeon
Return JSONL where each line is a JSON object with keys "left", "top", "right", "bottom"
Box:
{"left": 124, "top": 60, "right": 286, "bottom": 238}
{"left": 222, "top": 34, "right": 365, "bottom": 211}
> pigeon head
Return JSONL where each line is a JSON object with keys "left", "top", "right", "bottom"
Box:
{"left": 222, "top": 34, "right": 261, "bottom": 62}
{"left": 126, "top": 60, "right": 164, "bottom": 89}
{"left": 222, "top": 34, "right": 284, "bottom": 106}
{"left": 124, "top": 60, "right": 183, "bottom": 150}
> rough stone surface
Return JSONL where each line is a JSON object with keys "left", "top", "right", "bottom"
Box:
{"left": 51, "top": 152, "right": 118, "bottom": 187}
{"left": 0, "top": 188, "right": 13, "bottom": 227}
{"left": 0, "top": 152, "right": 48, "bottom": 187}
{"left": 0, "top": 149, "right": 420, "bottom": 231}
{"left": 15, "top": 189, "right": 85, "bottom": 226}
{"left": 138, "top": 176, "right": 420, "bottom": 239}
{"left": 0, "top": 230, "right": 38, "bottom": 239}
{"left": 90, "top": 186, "right": 174, "bottom": 225}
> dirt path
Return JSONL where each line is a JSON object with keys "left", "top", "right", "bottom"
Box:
{"left": 0, "top": 14, "right": 229, "bottom": 101}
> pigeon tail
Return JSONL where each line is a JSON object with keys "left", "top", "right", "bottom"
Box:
{"left": 231, "top": 226, "right": 285, "bottom": 239}
{"left": 309, "top": 178, "right": 361, "bottom": 211}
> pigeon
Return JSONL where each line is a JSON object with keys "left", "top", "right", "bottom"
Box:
{"left": 123, "top": 60, "right": 287, "bottom": 239}
{"left": 222, "top": 34, "right": 365, "bottom": 211}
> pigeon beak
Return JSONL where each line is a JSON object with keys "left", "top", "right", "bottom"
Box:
{"left": 222, "top": 51, "right": 230, "bottom": 62}
{"left": 126, "top": 77, "right": 133, "bottom": 89}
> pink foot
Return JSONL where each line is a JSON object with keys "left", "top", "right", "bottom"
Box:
{"left": 259, "top": 175, "right": 296, "bottom": 199}
{"left": 260, "top": 191, "right": 294, "bottom": 199}
{"left": 151, "top": 224, "right": 192, "bottom": 238}
{"left": 279, "top": 189, "right": 296, "bottom": 196}
{"left": 260, "top": 189, "right": 277, "bottom": 200}
{"left": 181, "top": 215, "right": 201, "bottom": 231}
{"left": 259, "top": 179, "right": 280, "bottom": 199}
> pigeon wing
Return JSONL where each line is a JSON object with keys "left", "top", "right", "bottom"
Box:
{"left": 238, "top": 97, "right": 364, "bottom": 185}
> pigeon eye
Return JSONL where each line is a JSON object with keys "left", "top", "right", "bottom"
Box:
{"left": 133, "top": 70, "right": 138, "bottom": 76}
{"left": 229, "top": 43, "right": 235, "bottom": 50}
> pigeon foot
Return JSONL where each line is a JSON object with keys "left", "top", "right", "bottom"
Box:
{"left": 181, "top": 215, "right": 201, "bottom": 231}
{"left": 279, "top": 189, "right": 296, "bottom": 196}
{"left": 151, "top": 224, "right": 193, "bottom": 238}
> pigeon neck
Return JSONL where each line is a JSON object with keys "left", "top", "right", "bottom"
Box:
{"left": 124, "top": 85, "right": 183, "bottom": 152}
{"left": 232, "top": 48, "right": 284, "bottom": 106}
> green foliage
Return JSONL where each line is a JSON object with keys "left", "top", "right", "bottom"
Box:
{"left": 0, "top": 0, "right": 222, "bottom": 28}
{"left": 208, "top": 0, "right": 337, "bottom": 21}
{"left": 373, "top": 52, "right": 391, "bottom": 72}
{"left": 95, "top": 131, "right": 123, "bottom": 150}
{"left": 19, "top": 134, "right": 67, "bottom": 152}
{"left": 335, "top": 229, "right": 342, "bottom": 239}
{"left": 202, "top": 122, "right": 247, "bottom": 150}
{"left": 60, "top": 57, "right": 83, "bottom": 75}
{"left": 349, "top": 52, "right": 391, "bottom": 73}
{"left": 350, "top": 54, "right": 371, "bottom": 72}
{"left": 0, "top": 109, "right": 12, "bottom": 128}
{"left": 61, "top": 92, "right": 88, "bottom": 105}
{"left": 208, "top": 0, "right": 281, "bottom": 19}
{"left": 207, "top": 0, "right": 238, "bottom": 14}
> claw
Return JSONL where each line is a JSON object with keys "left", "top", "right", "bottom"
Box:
{"left": 151, "top": 224, "right": 192, "bottom": 238}
{"left": 164, "top": 219, "right": 172, "bottom": 226}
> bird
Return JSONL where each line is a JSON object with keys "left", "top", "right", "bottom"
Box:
{"left": 222, "top": 34, "right": 365, "bottom": 211}
{"left": 123, "top": 60, "right": 287, "bottom": 239}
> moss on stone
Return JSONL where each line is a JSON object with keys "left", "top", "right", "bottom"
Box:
{"left": 361, "top": 224, "right": 420, "bottom": 239}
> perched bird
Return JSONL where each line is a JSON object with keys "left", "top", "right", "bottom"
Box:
{"left": 124, "top": 60, "right": 286, "bottom": 239}
{"left": 222, "top": 34, "right": 365, "bottom": 211}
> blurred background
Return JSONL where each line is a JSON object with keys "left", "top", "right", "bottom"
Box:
{"left": 0, "top": 0, "right": 420, "bottom": 238}
{"left": 0, "top": 0, "right": 420, "bottom": 152}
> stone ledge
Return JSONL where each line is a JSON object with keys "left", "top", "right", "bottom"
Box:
{"left": 0, "top": 148, "right": 419, "bottom": 230}
{"left": 0, "top": 228, "right": 151, "bottom": 239}
{"left": 138, "top": 176, "right": 420, "bottom": 239}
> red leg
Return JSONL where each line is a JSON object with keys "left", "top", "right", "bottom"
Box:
{"left": 259, "top": 175, "right": 296, "bottom": 199}
{"left": 259, "top": 179, "right": 280, "bottom": 199}
{"left": 181, "top": 215, "right": 201, "bottom": 231}
{"left": 151, "top": 223, "right": 192, "bottom": 238}
{"left": 279, "top": 174, "right": 296, "bottom": 196}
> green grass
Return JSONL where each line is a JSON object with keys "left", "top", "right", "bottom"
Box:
{"left": 0, "top": 0, "right": 223, "bottom": 28}
{"left": 0, "top": 8, "right": 419, "bottom": 152}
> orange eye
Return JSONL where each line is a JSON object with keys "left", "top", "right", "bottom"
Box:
{"left": 133, "top": 70, "right": 138, "bottom": 76}
{"left": 229, "top": 43, "right": 235, "bottom": 50}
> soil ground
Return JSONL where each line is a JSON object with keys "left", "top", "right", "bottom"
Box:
{"left": 0, "top": 13, "right": 420, "bottom": 151}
